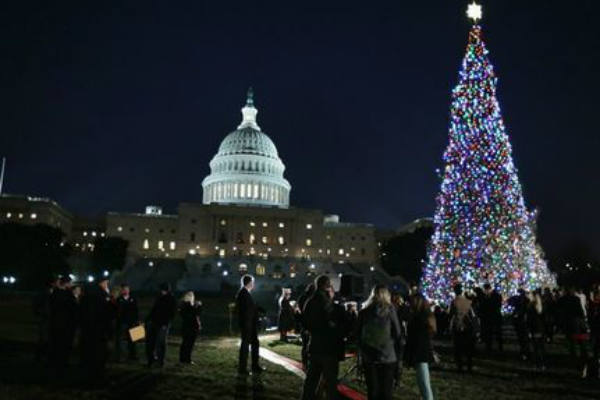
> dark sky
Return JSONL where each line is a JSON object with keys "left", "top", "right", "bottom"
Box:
{"left": 2, "top": 1, "right": 598, "bottom": 263}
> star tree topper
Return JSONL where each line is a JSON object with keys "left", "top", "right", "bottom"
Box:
{"left": 466, "top": 1, "right": 482, "bottom": 23}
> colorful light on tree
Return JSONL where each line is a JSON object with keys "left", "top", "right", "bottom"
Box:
{"left": 421, "top": 8, "right": 555, "bottom": 304}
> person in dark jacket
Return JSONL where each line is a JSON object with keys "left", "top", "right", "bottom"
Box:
{"left": 298, "top": 283, "right": 316, "bottom": 369}
{"left": 479, "top": 283, "right": 503, "bottom": 353}
{"left": 404, "top": 293, "right": 435, "bottom": 400}
{"left": 563, "top": 287, "right": 590, "bottom": 377}
{"left": 146, "top": 282, "right": 176, "bottom": 368}
{"left": 300, "top": 275, "right": 340, "bottom": 400}
{"left": 526, "top": 290, "right": 546, "bottom": 370}
{"left": 33, "top": 278, "right": 56, "bottom": 363}
{"left": 48, "top": 275, "right": 78, "bottom": 374}
{"left": 449, "top": 284, "right": 477, "bottom": 373}
{"left": 278, "top": 288, "right": 295, "bottom": 341}
{"left": 115, "top": 284, "right": 139, "bottom": 362}
{"left": 179, "top": 291, "right": 202, "bottom": 364}
{"left": 236, "top": 274, "right": 265, "bottom": 375}
{"left": 510, "top": 289, "right": 531, "bottom": 361}
{"left": 80, "top": 277, "right": 113, "bottom": 386}
{"left": 357, "top": 284, "right": 402, "bottom": 400}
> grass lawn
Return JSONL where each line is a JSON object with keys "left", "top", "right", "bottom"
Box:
{"left": 1, "top": 292, "right": 599, "bottom": 400}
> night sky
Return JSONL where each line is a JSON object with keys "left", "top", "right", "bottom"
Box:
{"left": 2, "top": 1, "right": 598, "bottom": 263}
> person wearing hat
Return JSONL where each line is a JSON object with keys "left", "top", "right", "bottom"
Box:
{"left": 146, "top": 282, "right": 176, "bottom": 368}
{"left": 48, "top": 275, "right": 78, "bottom": 375}
{"left": 79, "top": 276, "right": 113, "bottom": 387}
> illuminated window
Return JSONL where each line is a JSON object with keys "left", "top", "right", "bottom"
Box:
{"left": 256, "top": 264, "right": 266, "bottom": 276}
{"left": 117, "top": 226, "right": 123, "bottom": 232}
{"left": 143, "top": 239, "right": 149, "bottom": 250}
{"left": 220, "top": 219, "right": 227, "bottom": 226}
{"left": 188, "top": 249, "right": 196, "bottom": 255}
{"left": 249, "top": 247, "right": 256, "bottom": 255}
{"left": 30, "top": 213, "right": 37, "bottom": 219}
{"left": 92, "top": 231, "right": 97, "bottom": 237}
{"left": 249, "top": 233, "right": 256, "bottom": 244}
{"left": 262, "top": 222, "right": 268, "bottom": 227}
{"left": 326, "top": 235, "right": 331, "bottom": 240}
{"left": 169, "top": 241, "right": 176, "bottom": 250}
{"left": 338, "top": 248, "right": 344, "bottom": 255}
{"left": 83, "top": 231, "right": 88, "bottom": 237}
{"left": 219, "top": 249, "right": 226, "bottom": 257}
{"left": 6, "top": 212, "right": 11, "bottom": 218}
{"left": 158, "top": 240, "right": 164, "bottom": 250}
{"left": 239, "top": 263, "right": 248, "bottom": 273}
{"left": 279, "top": 222, "right": 285, "bottom": 228}
{"left": 327, "top": 249, "right": 331, "bottom": 255}
{"left": 278, "top": 236, "right": 285, "bottom": 245}
{"left": 250, "top": 221, "right": 256, "bottom": 227}
{"left": 261, "top": 236, "right": 268, "bottom": 245}
{"left": 145, "top": 228, "right": 150, "bottom": 233}
{"left": 18, "top": 213, "right": 23, "bottom": 219}
{"left": 306, "top": 224, "right": 312, "bottom": 230}
{"left": 306, "top": 238, "right": 312, "bottom": 246}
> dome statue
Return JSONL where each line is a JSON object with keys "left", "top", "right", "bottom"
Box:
{"left": 202, "top": 88, "right": 291, "bottom": 208}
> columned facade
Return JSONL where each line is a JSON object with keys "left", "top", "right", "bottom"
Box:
{"left": 202, "top": 89, "right": 291, "bottom": 208}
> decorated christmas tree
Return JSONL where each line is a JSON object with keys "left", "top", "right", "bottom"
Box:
{"left": 421, "top": 3, "right": 555, "bottom": 304}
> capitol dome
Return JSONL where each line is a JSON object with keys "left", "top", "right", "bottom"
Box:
{"left": 202, "top": 89, "right": 291, "bottom": 208}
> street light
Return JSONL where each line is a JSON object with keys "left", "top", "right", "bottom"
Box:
{"left": 87, "top": 275, "right": 95, "bottom": 283}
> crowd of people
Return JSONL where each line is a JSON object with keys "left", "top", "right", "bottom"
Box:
{"left": 32, "top": 273, "right": 600, "bottom": 398}
{"left": 32, "top": 276, "right": 202, "bottom": 387}
{"left": 269, "top": 277, "right": 600, "bottom": 399}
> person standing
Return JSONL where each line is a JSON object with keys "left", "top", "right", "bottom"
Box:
{"left": 298, "top": 283, "right": 316, "bottom": 369}
{"left": 510, "top": 289, "right": 531, "bottom": 361}
{"left": 278, "top": 288, "right": 295, "bottom": 341}
{"left": 404, "top": 293, "right": 436, "bottom": 400}
{"left": 563, "top": 287, "right": 590, "bottom": 377}
{"left": 526, "top": 290, "right": 546, "bottom": 370}
{"left": 449, "top": 284, "right": 477, "bottom": 373}
{"left": 479, "top": 283, "right": 503, "bottom": 353}
{"left": 300, "top": 275, "right": 340, "bottom": 400}
{"left": 236, "top": 275, "right": 265, "bottom": 375}
{"left": 146, "top": 282, "right": 176, "bottom": 368}
{"left": 33, "top": 278, "right": 56, "bottom": 363}
{"left": 115, "top": 284, "right": 139, "bottom": 362}
{"left": 48, "top": 275, "right": 78, "bottom": 374}
{"left": 357, "top": 284, "right": 402, "bottom": 400}
{"left": 80, "top": 277, "right": 113, "bottom": 387}
{"left": 179, "top": 291, "right": 202, "bottom": 364}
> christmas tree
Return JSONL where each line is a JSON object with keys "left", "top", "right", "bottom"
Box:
{"left": 421, "top": 3, "right": 555, "bottom": 304}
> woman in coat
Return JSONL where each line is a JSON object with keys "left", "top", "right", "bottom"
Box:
{"left": 179, "top": 291, "right": 202, "bottom": 364}
{"left": 357, "top": 284, "right": 402, "bottom": 400}
{"left": 404, "top": 293, "right": 436, "bottom": 400}
{"left": 526, "top": 290, "right": 546, "bottom": 370}
{"left": 278, "top": 288, "right": 295, "bottom": 341}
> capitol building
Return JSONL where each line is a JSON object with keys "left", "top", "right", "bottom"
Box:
{"left": 0, "top": 89, "right": 390, "bottom": 293}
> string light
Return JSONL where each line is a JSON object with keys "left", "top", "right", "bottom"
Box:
{"left": 421, "top": 23, "right": 555, "bottom": 305}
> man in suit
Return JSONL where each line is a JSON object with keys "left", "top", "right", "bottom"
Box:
{"left": 146, "top": 282, "right": 176, "bottom": 368}
{"left": 236, "top": 274, "right": 265, "bottom": 375}
{"left": 300, "top": 275, "right": 341, "bottom": 400}
{"left": 115, "top": 284, "right": 139, "bottom": 362}
{"left": 80, "top": 277, "right": 113, "bottom": 387}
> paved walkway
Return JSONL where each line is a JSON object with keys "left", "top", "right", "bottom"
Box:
{"left": 259, "top": 345, "right": 366, "bottom": 400}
